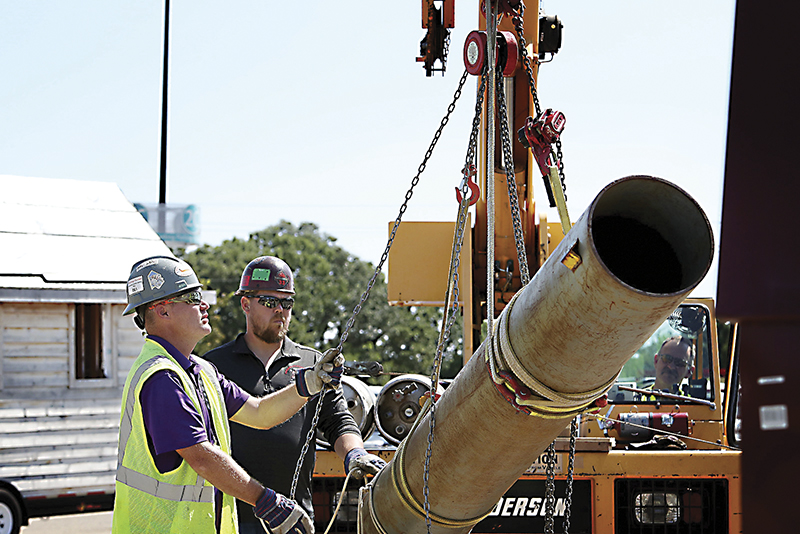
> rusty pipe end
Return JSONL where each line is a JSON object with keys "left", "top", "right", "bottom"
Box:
{"left": 587, "top": 176, "right": 714, "bottom": 296}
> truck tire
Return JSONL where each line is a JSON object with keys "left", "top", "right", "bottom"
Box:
{"left": 0, "top": 489, "right": 22, "bottom": 534}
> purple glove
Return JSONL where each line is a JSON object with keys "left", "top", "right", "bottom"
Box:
{"left": 345, "top": 447, "right": 386, "bottom": 479}
{"left": 254, "top": 487, "right": 313, "bottom": 534}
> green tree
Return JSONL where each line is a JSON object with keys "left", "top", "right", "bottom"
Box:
{"left": 181, "top": 221, "right": 462, "bottom": 382}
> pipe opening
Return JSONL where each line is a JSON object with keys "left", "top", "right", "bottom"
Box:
{"left": 589, "top": 177, "right": 713, "bottom": 295}
{"left": 593, "top": 216, "right": 683, "bottom": 293}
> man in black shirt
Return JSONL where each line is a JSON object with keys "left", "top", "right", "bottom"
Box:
{"left": 203, "top": 256, "right": 384, "bottom": 534}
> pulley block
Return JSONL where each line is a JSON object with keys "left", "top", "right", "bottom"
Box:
{"left": 517, "top": 108, "right": 566, "bottom": 176}
{"left": 463, "top": 30, "right": 519, "bottom": 76}
{"left": 518, "top": 109, "right": 566, "bottom": 208}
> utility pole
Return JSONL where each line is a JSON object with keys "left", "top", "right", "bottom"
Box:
{"left": 159, "top": 0, "right": 170, "bottom": 222}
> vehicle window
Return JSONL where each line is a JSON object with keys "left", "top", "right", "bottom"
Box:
{"left": 609, "top": 304, "right": 713, "bottom": 403}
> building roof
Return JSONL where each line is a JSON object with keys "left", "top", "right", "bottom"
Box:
{"left": 0, "top": 175, "right": 174, "bottom": 302}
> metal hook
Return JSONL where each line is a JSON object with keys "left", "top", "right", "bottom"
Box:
{"left": 455, "top": 164, "right": 480, "bottom": 206}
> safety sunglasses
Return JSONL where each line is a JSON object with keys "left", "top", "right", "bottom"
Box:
{"left": 659, "top": 353, "right": 690, "bottom": 369}
{"left": 150, "top": 290, "right": 203, "bottom": 309}
{"left": 252, "top": 295, "right": 295, "bottom": 310}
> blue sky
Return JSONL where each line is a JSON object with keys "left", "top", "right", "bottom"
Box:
{"left": 0, "top": 1, "right": 736, "bottom": 298}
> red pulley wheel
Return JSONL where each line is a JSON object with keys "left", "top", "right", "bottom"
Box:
{"left": 464, "top": 30, "right": 488, "bottom": 76}
{"left": 497, "top": 31, "right": 519, "bottom": 77}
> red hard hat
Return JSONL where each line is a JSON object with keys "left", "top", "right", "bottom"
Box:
{"left": 236, "top": 256, "right": 295, "bottom": 295}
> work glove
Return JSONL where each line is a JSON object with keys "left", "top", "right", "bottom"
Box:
{"left": 344, "top": 447, "right": 386, "bottom": 479}
{"left": 296, "top": 348, "right": 344, "bottom": 398}
{"left": 254, "top": 487, "right": 314, "bottom": 534}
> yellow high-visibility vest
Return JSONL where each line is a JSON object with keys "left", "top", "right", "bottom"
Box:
{"left": 112, "top": 338, "right": 237, "bottom": 533}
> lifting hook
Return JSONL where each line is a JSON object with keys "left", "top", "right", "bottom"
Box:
{"left": 456, "top": 163, "right": 480, "bottom": 206}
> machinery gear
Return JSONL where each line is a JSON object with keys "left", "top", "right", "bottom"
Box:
{"left": 236, "top": 256, "right": 295, "bottom": 296}
{"left": 123, "top": 256, "right": 202, "bottom": 317}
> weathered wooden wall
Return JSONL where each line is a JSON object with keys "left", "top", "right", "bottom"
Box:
{"left": 0, "top": 302, "right": 141, "bottom": 499}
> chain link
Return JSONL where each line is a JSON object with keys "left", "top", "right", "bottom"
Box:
{"left": 335, "top": 69, "right": 469, "bottom": 352}
{"left": 494, "top": 70, "right": 531, "bottom": 286}
{"left": 555, "top": 137, "right": 567, "bottom": 201}
{"left": 442, "top": 30, "right": 451, "bottom": 72}
{"left": 514, "top": 4, "right": 573, "bottom": 531}
{"left": 544, "top": 441, "right": 556, "bottom": 534}
{"left": 562, "top": 417, "right": 578, "bottom": 534}
{"left": 422, "top": 69, "right": 488, "bottom": 534}
{"left": 430, "top": 72, "right": 486, "bottom": 398}
{"left": 290, "top": 390, "right": 325, "bottom": 499}
{"left": 289, "top": 69, "right": 470, "bottom": 501}
{"left": 510, "top": 5, "right": 542, "bottom": 118}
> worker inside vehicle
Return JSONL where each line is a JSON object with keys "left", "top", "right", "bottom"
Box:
{"left": 635, "top": 336, "right": 695, "bottom": 401}
{"left": 652, "top": 336, "right": 695, "bottom": 391}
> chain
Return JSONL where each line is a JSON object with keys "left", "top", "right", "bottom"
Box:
{"left": 511, "top": 2, "right": 567, "bottom": 200}
{"left": 485, "top": 0, "right": 499, "bottom": 343}
{"left": 290, "top": 69, "right": 470, "bottom": 500}
{"left": 335, "top": 69, "right": 469, "bottom": 352}
{"left": 290, "top": 390, "right": 325, "bottom": 499}
{"left": 442, "top": 30, "right": 451, "bottom": 72}
{"left": 423, "top": 69, "right": 489, "bottom": 534}
{"left": 562, "top": 417, "right": 578, "bottom": 534}
{"left": 513, "top": 4, "right": 570, "bottom": 530}
{"left": 555, "top": 138, "right": 567, "bottom": 201}
{"left": 494, "top": 70, "right": 531, "bottom": 285}
{"left": 544, "top": 441, "right": 556, "bottom": 534}
{"left": 510, "top": 4, "right": 542, "bottom": 118}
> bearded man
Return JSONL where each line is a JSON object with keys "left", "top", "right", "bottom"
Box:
{"left": 202, "top": 256, "right": 384, "bottom": 534}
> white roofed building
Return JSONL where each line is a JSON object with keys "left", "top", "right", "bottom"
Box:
{"left": 0, "top": 175, "right": 195, "bottom": 523}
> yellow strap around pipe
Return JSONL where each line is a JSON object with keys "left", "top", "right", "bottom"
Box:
{"left": 388, "top": 431, "right": 494, "bottom": 528}
{"left": 485, "top": 291, "right": 617, "bottom": 418}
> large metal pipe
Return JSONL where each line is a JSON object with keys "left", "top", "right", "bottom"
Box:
{"left": 359, "top": 176, "right": 714, "bottom": 534}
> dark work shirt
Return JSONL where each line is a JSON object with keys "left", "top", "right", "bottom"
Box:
{"left": 202, "top": 334, "right": 360, "bottom": 523}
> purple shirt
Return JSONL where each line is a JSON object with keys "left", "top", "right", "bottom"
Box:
{"left": 139, "top": 336, "right": 250, "bottom": 473}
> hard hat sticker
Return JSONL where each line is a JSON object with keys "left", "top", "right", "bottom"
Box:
{"left": 174, "top": 262, "right": 193, "bottom": 277}
{"left": 128, "top": 276, "right": 144, "bottom": 295}
{"left": 136, "top": 259, "right": 158, "bottom": 272}
{"left": 148, "top": 270, "right": 165, "bottom": 291}
{"left": 275, "top": 271, "right": 289, "bottom": 287}
{"left": 252, "top": 268, "right": 271, "bottom": 281}
{"left": 175, "top": 280, "right": 187, "bottom": 289}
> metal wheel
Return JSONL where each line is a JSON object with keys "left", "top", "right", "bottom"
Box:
{"left": 0, "top": 489, "right": 22, "bottom": 534}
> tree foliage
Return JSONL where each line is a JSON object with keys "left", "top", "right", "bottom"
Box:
{"left": 181, "top": 221, "right": 462, "bottom": 382}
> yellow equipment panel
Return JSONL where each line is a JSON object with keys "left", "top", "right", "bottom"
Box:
{"left": 387, "top": 219, "right": 472, "bottom": 307}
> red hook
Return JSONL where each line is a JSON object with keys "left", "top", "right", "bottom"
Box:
{"left": 455, "top": 164, "right": 480, "bottom": 206}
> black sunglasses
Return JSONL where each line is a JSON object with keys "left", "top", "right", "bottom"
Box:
{"left": 252, "top": 295, "right": 295, "bottom": 310}
{"left": 150, "top": 290, "right": 203, "bottom": 309}
{"left": 659, "top": 353, "right": 691, "bottom": 369}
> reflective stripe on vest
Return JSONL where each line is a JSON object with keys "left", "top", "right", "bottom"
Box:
{"left": 116, "top": 341, "right": 225, "bottom": 502}
{"left": 117, "top": 465, "right": 214, "bottom": 503}
{"left": 112, "top": 340, "right": 237, "bottom": 533}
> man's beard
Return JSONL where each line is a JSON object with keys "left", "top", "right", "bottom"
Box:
{"left": 256, "top": 316, "right": 290, "bottom": 344}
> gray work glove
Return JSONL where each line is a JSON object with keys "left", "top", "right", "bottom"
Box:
{"left": 296, "top": 348, "right": 344, "bottom": 398}
{"left": 254, "top": 487, "right": 314, "bottom": 534}
{"left": 344, "top": 447, "right": 386, "bottom": 479}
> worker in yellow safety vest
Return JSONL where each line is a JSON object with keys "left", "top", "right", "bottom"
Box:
{"left": 635, "top": 336, "right": 695, "bottom": 402}
{"left": 112, "top": 256, "right": 342, "bottom": 534}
